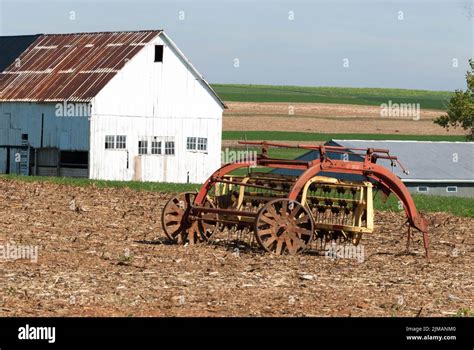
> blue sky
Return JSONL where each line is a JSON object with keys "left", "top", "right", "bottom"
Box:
{"left": 0, "top": 0, "right": 472, "bottom": 91}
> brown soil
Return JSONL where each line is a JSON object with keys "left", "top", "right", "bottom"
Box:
{"left": 0, "top": 179, "right": 472, "bottom": 317}
{"left": 223, "top": 102, "right": 467, "bottom": 135}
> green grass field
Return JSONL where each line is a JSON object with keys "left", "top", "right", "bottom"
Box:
{"left": 223, "top": 131, "right": 466, "bottom": 142}
{"left": 0, "top": 174, "right": 198, "bottom": 193}
{"left": 212, "top": 84, "right": 453, "bottom": 110}
{"left": 223, "top": 147, "right": 308, "bottom": 175}
{"left": 373, "top": 192, "right": 474, "bottom": 218}
{"left": 2, "top": 175, "right": 472, "bottom": 217}
{"left": 224, "top": 147, "right": 307, "bottom": 160}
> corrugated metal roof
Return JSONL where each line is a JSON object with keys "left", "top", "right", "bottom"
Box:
{"left": 330, "top": 140, "right": 474, "bottom": 182}
{"left": 0, "top": 30, "right": 161, "bottom": 102}
{"left": 272, "top": 140, "right": 474, "bottom": 183}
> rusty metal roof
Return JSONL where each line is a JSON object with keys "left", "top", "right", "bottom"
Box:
{"left": 0, "top": 30, "right": 161, "bottom": 102}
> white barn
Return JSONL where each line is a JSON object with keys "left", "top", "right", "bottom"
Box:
{"left": 0, "top": 30, "right": 225, "bottom": 183}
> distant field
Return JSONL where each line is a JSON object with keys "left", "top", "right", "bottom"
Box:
{"left": 223, "top": 131, "right": 466, "bottom": 142}
{"left": 212, "top": 84, "right": 452, "bottom": 110}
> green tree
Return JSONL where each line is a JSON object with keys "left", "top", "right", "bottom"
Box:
{"left": 435, "top": 59, "right": 474, "bottom": 140}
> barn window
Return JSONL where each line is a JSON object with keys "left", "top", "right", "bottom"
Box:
{"left": 186, "top": 137, "right": 207, "bottom": 152}
{"left": 446, "top": 186, "right": 458, "bottom": 193}
{"left": 165, "top": 141, "right": 175, "bottom": 155}
{"left": 197, "top": 138, "right": 208, "bottom": 152}
{"left": 138, "top": 140, "right": 148, "bottom": 155}
{"left": 105, "top": 135, "right": 115, "bottom": 149}
{"left": 417, "top": 186, "right": 429, "bottom": 193}
{"left": 154, "top": 45, "right": 164, "bottom": 62}
{"left": 186, "top": 137, "right": 197, "bottom": 150}
{"left": 116, "top": 135, "right": 127, "bottom": 149}
{"left": 152, "top": 140, "right": 162, "bottom": 155}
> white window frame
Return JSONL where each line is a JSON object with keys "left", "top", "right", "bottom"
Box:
{"left": 138, "top": 140, "right": 148, "bottom": 155}
{"left": 446, "top": 186, "right": 458, "bottom": 193}
{"left": 151, "top": 138, "right": 162, "bottom": 155}
{"left": 165, "top": 139, "right": 175, "bottom": 155}
{"left": 138, "top": 137, "right": 174, "bottom": 156}
{"left": 197, "top": 137, "right": 208, "bottom": 152}
{"left": 417, "top": 186, "right": 429, "bottom": 193}
{"left": 186, "top": 137, "right": 197, "bottom": 151}
{"left": 187, "top": 136, "right": 207, "bottom": 153}
{"left": 105, "top": 135, "right": 115, "bottom": 149}
{"left": 116, "top": 135, "right": 127, "bottom": 149}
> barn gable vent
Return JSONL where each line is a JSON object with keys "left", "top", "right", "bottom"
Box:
{"left": 154, "top": 45, "right": 163, "bottom": 62}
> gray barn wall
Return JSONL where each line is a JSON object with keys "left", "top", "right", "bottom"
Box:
{"left": 406, "top": 183, "right": 474, "bottom": 197}
{"left": 0, "top": 102, "right": 90, "bottom": 175}
{"left": 0, "top": 102, "right": 89, "bottom": 149}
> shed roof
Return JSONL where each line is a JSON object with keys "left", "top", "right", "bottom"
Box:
{"left": 0, "top": 30, "right": 162, "bottom": 102}
{"left": 329, "top": 140, "right": 474, "bottom": 183}
{"left": 271, "top": 140, "right": 474, "bottom": 183}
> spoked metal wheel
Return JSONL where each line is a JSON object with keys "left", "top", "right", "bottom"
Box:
{"left": 254, "top": 199, "right": 314, "bottom": 255}
{"left": 161, "top": 192, "right": 196, "bottom": 243}
{"left": 193, "top": 196, "right": 220, "bottom": 243}
{"left": 161, "top": 192, "right": 220, "bottom": 244}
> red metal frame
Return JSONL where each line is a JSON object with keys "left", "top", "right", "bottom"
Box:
{"left": 194, "top": 161, "right": 255, "bottom": 204}
{"left": 193, "top": 142, "right": 430, "bottom": 257}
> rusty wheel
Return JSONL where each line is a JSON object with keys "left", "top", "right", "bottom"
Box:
{"left": 196, "top": 197, "right": 220, "bottom": 242}
{"left": 161, "top": 192, "right": 196, "bottom": 243}
{"left": 161, "top": 192, "right": 220, "bottom": 244}
{"left": 254, "top": 199, "right": 314, "bottom": 255}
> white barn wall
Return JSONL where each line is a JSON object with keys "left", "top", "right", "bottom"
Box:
{"left": 90, "top": 34, "right": 223, "bottom": 183}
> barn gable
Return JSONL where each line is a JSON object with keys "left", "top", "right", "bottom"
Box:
{"left": 159, "top": 32, "right": 226, "bottom": 110}
{"left": 0, "top": 30, "right": 225, "bottom": 109}
{"left": 88, "top": 32, "right": 224, "bottom": 182}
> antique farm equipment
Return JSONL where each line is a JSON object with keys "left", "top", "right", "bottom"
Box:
{"left": 161, "top": 141, "right": 429, "bottom": 257}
